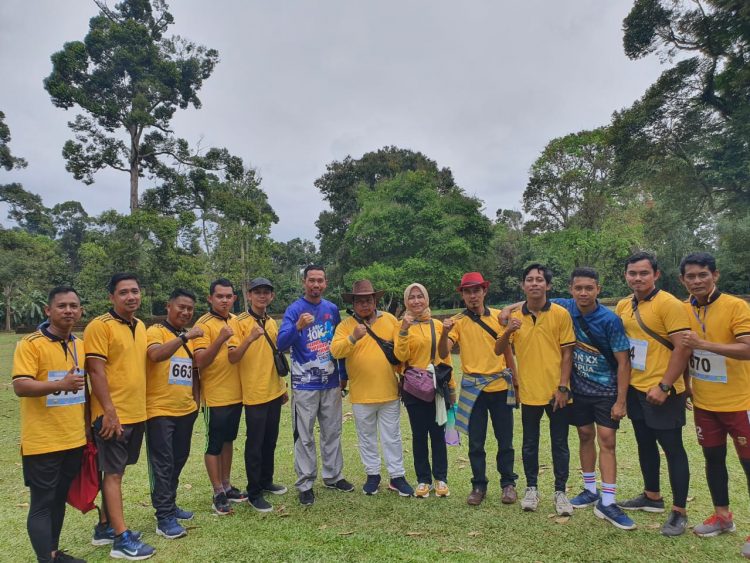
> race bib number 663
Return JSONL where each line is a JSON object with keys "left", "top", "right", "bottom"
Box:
{"left": 169, "top": 357, "right": 193, "bottom": 386}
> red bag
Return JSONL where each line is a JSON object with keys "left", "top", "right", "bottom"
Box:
{"left": 67, "top": 441, "right": 100, "bottom": 513}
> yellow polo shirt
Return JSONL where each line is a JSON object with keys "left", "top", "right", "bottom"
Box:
{"left": 448, "top": 308, "right": 508, "bottom": 392}
{"left": 503, "top": 301, "right": 576, "bottom": 406}
{"left": 12, "top": 330, "right": 87, "bottom": 456}
{"left": 84, "top": 310, "right": 147, "bottom": 424}
{"left": 616, "top": 289, "right": 690, "bottom": 393}
{"left": 684, "top": 291, "right": 750, "bottom": 412}
{"left": 193, "top": 311, "right": 242, "bottom": 407}
{"left": 231, "top": 312, "right": 286, "bottom": 406}
{"left": 331, "top": 312, "right": 400, "bottom": 404}
{"left": 146, "top": 323, "right": 198, "bottom": 418}
{"left": 394, "top": 319, "right": 456, "bottom": 390}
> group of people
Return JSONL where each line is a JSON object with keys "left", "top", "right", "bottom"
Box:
{"left": 11, "top": 253, "right": 750, "bottom": 562}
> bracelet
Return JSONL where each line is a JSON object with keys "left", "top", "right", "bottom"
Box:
{"left": 398, "top": 330, "right": 408, "bottom": 337}
{"left": 348, "top": 335, "right": 357, "bottom": 345}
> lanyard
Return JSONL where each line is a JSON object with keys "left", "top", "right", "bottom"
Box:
{"left": 65, "top": 338, "right": 79, "bottom": 370}
{"left": 691, "top": 304, "right": 708, "bottom": 337}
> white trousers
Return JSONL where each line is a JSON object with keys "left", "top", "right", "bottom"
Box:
{"left": 352, "top": 399, "right": 405, "bottom": 477}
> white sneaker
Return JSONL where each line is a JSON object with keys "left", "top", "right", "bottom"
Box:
{"left": 521, "top": 487, "right": 540, "bottom": 512}
{"left": 554, "top": 491, "right": 574, "bottom": 516}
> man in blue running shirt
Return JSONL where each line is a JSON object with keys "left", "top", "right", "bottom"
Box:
{"left": 277, "top": 265, "right": 354, "bottom": 505}
{"left": 502, "top": 267, "right": 635, "bottom": 530}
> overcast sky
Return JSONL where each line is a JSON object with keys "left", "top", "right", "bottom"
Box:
{"left": 0, "top": 0, "right": 664, "bottom": 243}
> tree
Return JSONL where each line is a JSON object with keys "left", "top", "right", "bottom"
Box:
{"left": 0, "top": 110, "right": 27, "bottom": 171}
{"left": 523, "top": 128, "right": 616, "bottom": 233}
{"left": 342, "top": 170, "right": 492, "bottom": 307}
{"left": 44, "top": 0, "right": 219, "bottom": 211}
{"left": 0, "top": 184, "right": 56, "bottom": 236}
{"left": 0, "top": 230, "right": 66, "bottom": 330}
{"left": 315, "top": 146, "right": 458, "bottom": 287}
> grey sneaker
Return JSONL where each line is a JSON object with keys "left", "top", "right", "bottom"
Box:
{"left": 693, "top": 513, "right": 735, "bottom": 537}
{"left": 618, "top": 493, "right": 665, "bottom": 513}
{"left": 661, "top": 510, "right": 688, "bottom": 537}
{"left": 554, "top": 491, "right": 574, "bottom": 516}
{"left": 520, "top": 487, "right": 540, "bottom": 512}
{"left": 742, "top": 536, "right": 750, "bottom": 559}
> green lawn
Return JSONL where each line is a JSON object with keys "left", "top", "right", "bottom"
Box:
{"left": 1, "top": 332, "right": 747, "bottom": 562}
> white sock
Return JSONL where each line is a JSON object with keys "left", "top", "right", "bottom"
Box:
{"left": 601, "top": 482, "right": 616, "bottom": 506}
{"left": 582, "top": 472, "right": 597, "bottom": 494}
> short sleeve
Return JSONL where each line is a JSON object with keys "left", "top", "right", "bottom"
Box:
{"left": 662, "top": 296, "right": 691, "bottom": 335}
{"left": 559, "top": 310, "right": 576, "bottom": 347}
{"left": 146, "top": 325, "right": 166, "bottom": 348}
{"left": 192, "top": 322, "right": 210, "bottom": 352}
{"left": 83, "top": 319, "right": 109, "bottom": 360}
{"left": 448, "top": 320, "right": 460, "bottom": 344}
{"left": 731, "top": 300, "right": 750, "bottom": 339}
{"left": 12, "top": 339, "right": 39, "bottom": 379}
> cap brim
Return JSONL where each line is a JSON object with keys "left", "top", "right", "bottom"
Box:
{"left": 342, "top": 290, "right": 385, "bottom": 303}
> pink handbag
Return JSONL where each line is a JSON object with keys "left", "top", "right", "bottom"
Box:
{"left": 402, "top": 367, "right": 436, "bottom": 402}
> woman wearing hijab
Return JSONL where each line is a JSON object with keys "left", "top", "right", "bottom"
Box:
{"left": 395, "top": 283, "right": 456, "bottom": 498}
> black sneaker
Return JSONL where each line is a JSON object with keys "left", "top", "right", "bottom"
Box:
{"left": 618, "top": 493, "right": 665, "bottom": 513}
{"left": 52, "top": 551, "right": 86, "bottom": 563}
{"left": 363, "top": 475, "right": 381, "bottom": 495}
{"left": 212, "top": 492, "right": 232, "bottom": 515}
{"left": 325, "top": 478, "right": 355, "bottom": 492}
{"left": 249, "top": 496, "right": 273, "bottom": 513}
{"left": 225, "top": 486, "right": 248, "bottom": 503}
{"left": 262, "top": 483, "right": 288, "bottom": 495}
{"left": 299, "top": 489, "right": 315, "bottom": 506}
{"left": 661, "top": 510, "right": 688, "bottom": 536}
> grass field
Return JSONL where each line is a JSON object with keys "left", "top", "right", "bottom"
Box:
{"left": 1, "top": 332, "right": 748, "bottom": 562}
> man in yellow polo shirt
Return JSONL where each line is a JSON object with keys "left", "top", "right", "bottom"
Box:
{"left": 438, "top": 272, "right": 519, "bottom": 507}
{"left": 495, "top": 264, "right": 576, "bottom": 516}
{"left": 677, "top": 253, "right": 750, "bottom": 558}
{"left": 193, "top": 278, "right": 244, "bottom": 515}
{"left": 331, "top": 280, "right": 414, "bottom": 497}
{"left": 13, "top": 286, "right": 87, "bottom": 563}
{"left": 145, "top": 289, "right": 203, "bottom": 540}
{"left": 615, "top": 252, "right": 692, "bottom": 537}
{"left": 85, "top": 273, "right": 154, "bottom": 560}
{"left": 228, "top": 278, "right": 289, "bottom": 513}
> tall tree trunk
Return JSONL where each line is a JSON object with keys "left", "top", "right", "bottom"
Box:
{"left": 129, "top": 128, "right": 141, "bottom": 213}
{"left": 4, "top": 284, "right": 12, "bottom": 332}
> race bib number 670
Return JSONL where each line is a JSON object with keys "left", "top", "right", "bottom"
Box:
{"left": 689, "top": 350, "right": 727, "bottom": 383}
{"left": 628, "top": 338, "right": 648, "bottom": 371}
{"left": 47, "top": 369, "right": 85, "bottom": 407}
{"left": 169, "top": 357, "right": 193, "bottom": 386}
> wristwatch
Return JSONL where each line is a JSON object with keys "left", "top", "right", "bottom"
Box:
{"left": 179, "top": 334, "right": 189, "bottom": 344}
{"left": 557, "top": 385, "right": 570, "bottom": 394}
{"left": 658, "top": 382, "right": 672, "bottom": 393}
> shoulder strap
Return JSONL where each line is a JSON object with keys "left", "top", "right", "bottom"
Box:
{"left": 633, "top": 305, "right": 674, "bottom": 351}
{"left": 249, "top": 312, "right": 280, "bottom": 353}
{"left": 576, "top": 314, "right": 618, "bottom": 371}
{"left": 464, "top": 309, "right": 498, "bottom": 340}
{"left": 348, "top": 309, "right": 394, "bottom": 357}
{"left": 429, "top": 319, "right": 437, "bottom": 364}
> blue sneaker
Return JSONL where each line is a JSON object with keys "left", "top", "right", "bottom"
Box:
{"left": 388, "top": 477, "right": 414, "bottom": 497}
{"left": 110, "top": 529, "right": 155, "bottom": 560}
{"left": 156, "top": 517, "right": 187, "bottom": 540}
{"left": 363, "top": 474, "right": 381, "bottom": 495}
{"left": 570, "top": 489, "right": 600, "bottom": 509}
{"left": 174, "top": 506, "right": 194, "bottom": 521}
{"left": 594, "top": 500, "right": 637, "bottom": 530}
{"left": 92, "top": 524, "right": 142, "bottom": 546}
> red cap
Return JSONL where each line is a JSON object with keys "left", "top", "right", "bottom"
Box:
{"left": 457, "top": 272, "right": 490, "bottom": 291}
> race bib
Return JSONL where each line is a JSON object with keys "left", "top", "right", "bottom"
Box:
{"left": 168, "top": 357, "right": 193, "bottom": 386}
{"left": 46, "top": 369, "right": 85, "bottom": 407}
{"left": 689, "top": 350, "right": 727, "bottom": 383}
{"left": 628, "top": 338, "right": 648, "bottom": 371}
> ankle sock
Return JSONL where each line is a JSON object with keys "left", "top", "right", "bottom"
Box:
{"left": 582, "top": 472, "right": 597, "bottom": 494}
{"left": 601, "top": 482, "right": 616, "bottom": 506}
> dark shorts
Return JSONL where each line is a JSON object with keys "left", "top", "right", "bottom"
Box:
{"left": 22, "top": 446, "right": 84, "bottom": 489}
{"left": 694, "top": 407, "right": 750, "bottom": 459}
{"left": 569, "top": 394, "right": 619, "bottom": 430}
{"left": 93, "top": 419, "right": 145, "bottom": 474}
{"left": 204, "top": 403, "right": 242, "bottom": 455}
{"left": 627, "top": 386, "right": 686, "bottom": 431}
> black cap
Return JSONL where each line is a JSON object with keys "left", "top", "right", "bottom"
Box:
{"left": 248, "top": 277, "right": 274, "bottom": 291}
